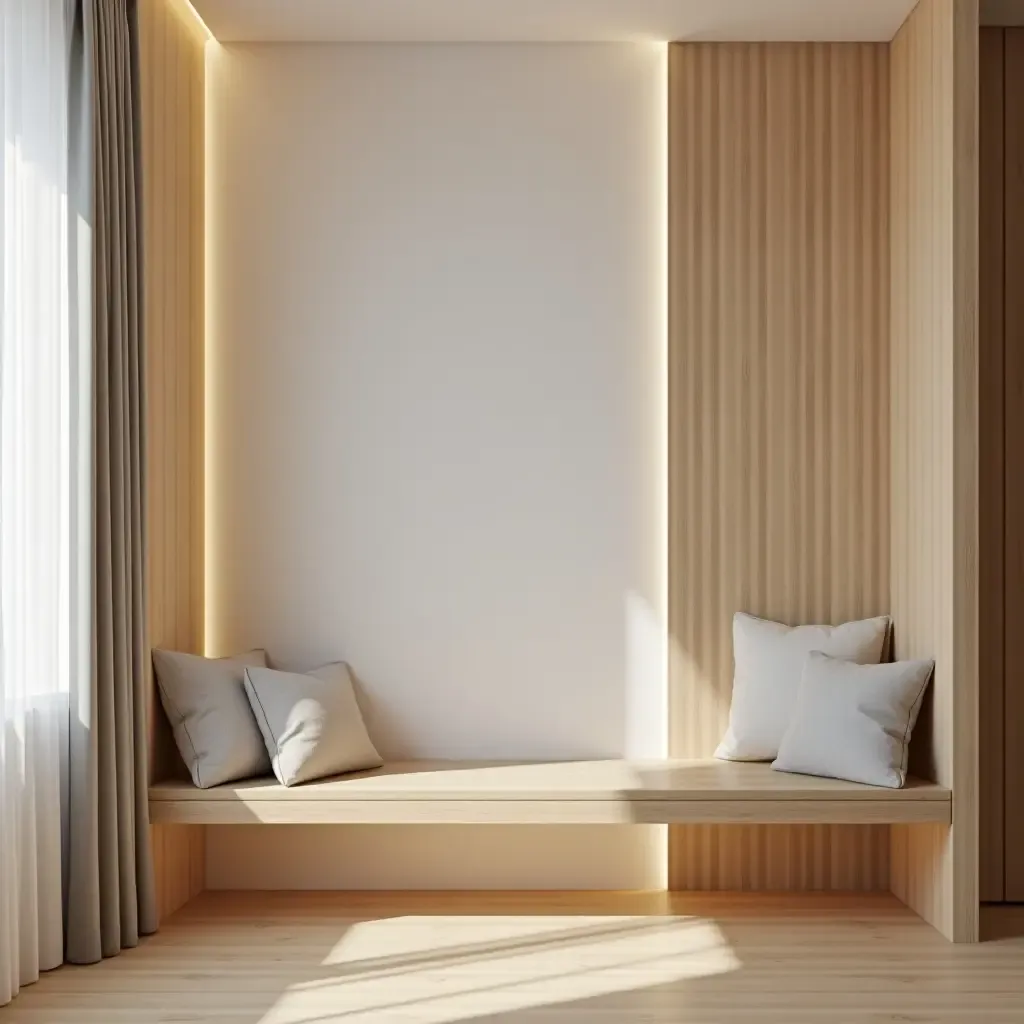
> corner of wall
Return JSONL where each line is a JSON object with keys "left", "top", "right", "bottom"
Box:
{"left": 887, "top": 0, "right": 979, "bottom": 942}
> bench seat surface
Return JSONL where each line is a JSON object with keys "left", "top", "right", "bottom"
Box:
{"left": 149, "top": 759, "right": 951, "bottom": 825}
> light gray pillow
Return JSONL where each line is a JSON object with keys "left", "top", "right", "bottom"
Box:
{"left": 243, "top": 662, "right": 383, "bottom": 787}
{"left": 716, "top": 613, "right": 891, "bottom": 762}
{"left": 772, "top": 650, "right": 935, "bottom": 788}
{"left": 153, "top": 648, "right": 271, "bottom": 788}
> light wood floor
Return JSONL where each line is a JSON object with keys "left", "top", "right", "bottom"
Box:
{"left": 7, "top": 892, "right": 1024, "bottom": 1022}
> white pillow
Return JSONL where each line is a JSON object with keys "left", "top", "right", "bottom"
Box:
{"left": 152, "top": 648, "right": 271, "bottom": 788}
{"left": 715, "top": 613, "right": 890, "bottom": 762}
{"left": 772, "top": 650, "right": 934, "bottom": 788}
{"left": 243, "top": 662, "right": 383, "bottom": 786}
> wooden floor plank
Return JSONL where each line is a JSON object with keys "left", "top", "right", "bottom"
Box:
{"left": 7, "top": 892, "right": 1024, "bottom": 1023}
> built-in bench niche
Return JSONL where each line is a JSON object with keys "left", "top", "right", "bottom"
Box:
{"left": 142, "top": 0, "right": 980, "bottom": 943}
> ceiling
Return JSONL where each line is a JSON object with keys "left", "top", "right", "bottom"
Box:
{"left": 190, "top": 0, "right": 920, "bottom": 44}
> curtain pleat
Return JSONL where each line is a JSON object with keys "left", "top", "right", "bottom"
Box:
{"left": 65, "top": 0, "right": 156, "bottom": 965}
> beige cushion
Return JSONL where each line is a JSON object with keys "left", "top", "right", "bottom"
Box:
{"left": 243, "top": 662, "right": 383, "bottom": 787}
{"left": 772, "top": 650, "right": 934, "bottom": 789}
{"left": 153, "top": 648, "right": 270, "bottom": 789}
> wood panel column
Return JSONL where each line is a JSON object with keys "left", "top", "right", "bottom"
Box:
{"left": 978, "top": 24, "right": 1024, "bottom": 906}
{"left": 978, "top": 25, "right": 1005, "bottom": 905}
{"left": 888, "top": 0, "right": 979, "bottom": 941}
{"left": 1003, "top": 27, "right": 1024, "bottom": 903}
{"left": 138, "top": 0, "right": 208, "bottom": 920}
{"left": 667, "top": 41, "right": 892, "bottom": 893}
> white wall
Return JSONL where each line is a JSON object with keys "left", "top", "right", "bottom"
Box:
{"left": 207, "top": 42, "right": 666, "bottom": 888}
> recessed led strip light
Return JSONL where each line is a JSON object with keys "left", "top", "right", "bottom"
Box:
{"left": 178, "top": 0, "right": 215, "bottom": 41}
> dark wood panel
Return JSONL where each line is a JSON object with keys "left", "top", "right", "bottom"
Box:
{"left": 1005, "top": 28, "right": 1024, "bottom": 903}
{"left": 979, "top": 26, "right": 1005, "bottom": 904}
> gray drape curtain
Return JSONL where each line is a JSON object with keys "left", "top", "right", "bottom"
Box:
{"left": 64, "top": 0, "right": 157, "bottom": 964}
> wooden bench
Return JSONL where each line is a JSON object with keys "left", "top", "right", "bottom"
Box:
{"left": 149, "top": 759, "right": 950, "bottom": 826}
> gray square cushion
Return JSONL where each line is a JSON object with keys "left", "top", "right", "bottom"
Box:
{"left": 243, "top": 662, "right": 383, "bottom": 787}
{"left": 153, "top": 648, "right": 271, "bottom": 788}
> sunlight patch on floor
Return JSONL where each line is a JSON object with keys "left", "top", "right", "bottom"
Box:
{"left": 257, "top": 915, "right": 739, "bottom": 1024}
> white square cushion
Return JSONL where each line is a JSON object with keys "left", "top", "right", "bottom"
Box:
{"left": 714, "top": 612, "right": 890, "bottom": 762}
{"left": 152, "top": 648, "right": 271, "bottom": 788}
{"left": 772, "top": 650, "right": 934, "bottom": 788}
{"left": 243, "top": 662, "right": 383, "bottom": 787}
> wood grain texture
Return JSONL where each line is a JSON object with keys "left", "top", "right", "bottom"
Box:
{"left": 152, "top": 800, "right": 952, "bottom": 827}
{"left": 9, "top": 891, "right": 1024, "bottom": 1023}
{"left": 667, "top": 42, "right": 891, "bottom": 892}
{"left": 978, "top": 26, "right": 1005, "bottom": 905}
{"left": 1003, "top": 27, "right": 1024, "bottom": 903}
{"left": 950, "top": 0, "right": 980, "bottom": 940}
{"left": 670, "top": 824, "right": 891, "bottom": 891}
{"left": 150, "top": 760, "right": 952, "bottom": 803}
{"left": 138, "top": 0, "right": 207, "bottom": 921}
{"left": 148, "top": 760, "right": 950, "bottom": 826}
{"left": 888, "top": 0, "right": 979, "bottom": 942}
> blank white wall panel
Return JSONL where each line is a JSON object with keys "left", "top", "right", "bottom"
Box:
{"left": 206, "top": 42, "right": 667, "bottom": 888}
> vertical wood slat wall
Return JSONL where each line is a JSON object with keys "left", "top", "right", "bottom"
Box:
{"left": 888, "top": 0, "right": 978, "bottom": 941}
{"left": 138, "top": 0, "right": 207, "bottom": 922}
{"left": 667, "top": 42, "right": 892, "bottom": 892}
{"left": 980, "top": 25, "right": 1024, "bottom": 905}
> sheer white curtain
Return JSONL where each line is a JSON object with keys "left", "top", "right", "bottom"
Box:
{"left": 1, "top": 0, "right": 84, "bottom": 1006}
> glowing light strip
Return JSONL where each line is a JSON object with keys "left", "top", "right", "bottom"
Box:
{"left": 656, "top": 40, "right": 670, "bottom": 891}
{"left": 657, "top": 41, "right": 669, "bottom": 766}
{"left": 177, "top": 0, "right": 215, "bottom": 42}
{"left": 204, "top": 40, "right": 217, "bottom": 654}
